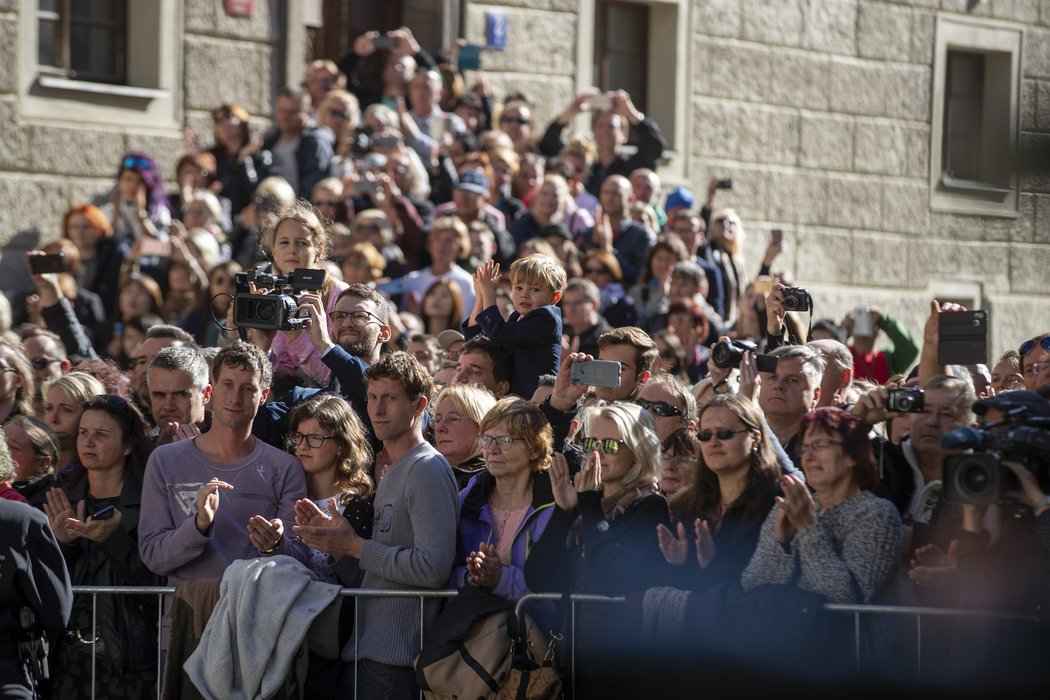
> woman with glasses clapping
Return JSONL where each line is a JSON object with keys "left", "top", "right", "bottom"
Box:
{"left": 656, "top": 395, "right": 781, "bottom": 591}
{"left": 741, "top": 407, "right": 902, "bottom": 604}
{"left": 452, "top": 398, "right": 556, "bottom": 605}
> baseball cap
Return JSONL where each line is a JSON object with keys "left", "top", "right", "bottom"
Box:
{"left": 665, "top": 187, "right": 696, "bottom": 213}
{"left": 437, "top": 329, "right": 465, "bottom": 351}
{"left": 456, "top": 170, "right": 490, "bottom": 196}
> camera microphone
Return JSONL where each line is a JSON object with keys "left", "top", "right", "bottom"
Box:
{"left": 940, "top": 426, "right": 985, "bottom": 450}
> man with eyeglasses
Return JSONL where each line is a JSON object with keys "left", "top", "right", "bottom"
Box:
{"left": 667, "top": 209, "right": 726, "bottom": 319}
{"left": 1019, "top": 333, "right": 1050, "bottom": 392}
{"left": 302, "top": 284, "right": 392, "bottom": 447}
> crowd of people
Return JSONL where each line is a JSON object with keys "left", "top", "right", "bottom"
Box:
{"left": 2, "top": 25, "right": 1050, "bottom": 700}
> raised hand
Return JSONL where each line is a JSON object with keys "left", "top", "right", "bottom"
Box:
{"left": 549, "top": 350, "right": 592, "bottom": 411}
{"left": 195, "top": 477, "right": 234, "bottom": 534}
{"left": 694, "top": 518, "right": 717, "bottom": 569}
{"left": 579, "top": 450, "right": 602, "bottom": 492}
{"left": 591, "top": 205, "right": 613, "bottom": 251}
{"left": 908, "top": 540, "right": 959, "bottom": 589}
{"left": 773, "top": 474, "right": 815, "bottom": 545}
{"left": 67, "top": 505, "right": 123, "bottom": 544}
{"left": 657, "top": 521, "right": 689, "bottom": 567}
{"left": 548, "top": 452, "right": 578, "bottom": 512}
{"left": 44, "top": 488, "right": 80, "bottom": 545}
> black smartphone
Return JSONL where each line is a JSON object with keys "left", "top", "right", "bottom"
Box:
{"left": 91, "top": 504, "right": 117, "bottom": 521}
{"left": 458, "top": 44, "right": 482, "bottom": 71}
{"left": 372, "top": 135, "right": 401, "bottom": 149}
{"left": 938, "top": 310, "right": 988, "bottom": 365}
{"left": 716, "top": 178, "right": 733, "bottom": 190}
{"left": 29, "top": 252, "right": 65, "bottom": 275}
{"left": 771, "top": 229, "right": 783, "bottom": 245}
{"left": 373, "top": 35, "right": 395, "bottom": 50}
{"left": 756, "top": 354, "right": 779, "bottom": 374}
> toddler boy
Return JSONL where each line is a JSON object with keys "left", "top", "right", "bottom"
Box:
{"left": 464, "top": 255, "right": 565, "bottom": 399}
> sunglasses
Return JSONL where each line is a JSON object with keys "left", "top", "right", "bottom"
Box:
{"left": 500, "top": 116, "right": 529, "bottom": 125}
{"left": 122, "top": 156, "right": 151, "bottom": 171}
{"left": 637, "top": 398, "right": 683, "bottom": 418}
{"left": 580, "top": 437, "right": 627, "bottom": 455}
{"left": 1019, "top": 336, "right": 1050, "bottom": 358}
{"left": 328, "top": 109, "right": 353, "bottom": 120}
{"left": 697, "top": 429, "right": 748, "bottom": 442}
{"left": 584, "top": 267, "right": 607, "bottom": 275}
{"left": 313, "top": 200, "right": 341, "bottom": 208}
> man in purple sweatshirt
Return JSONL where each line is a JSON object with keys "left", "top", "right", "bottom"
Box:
{"left": 139, "top": 341, "right": 309, "bottom": 583}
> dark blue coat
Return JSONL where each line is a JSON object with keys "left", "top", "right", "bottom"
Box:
{"left": 464, "top": 304, "right": 562, "bottom": 399}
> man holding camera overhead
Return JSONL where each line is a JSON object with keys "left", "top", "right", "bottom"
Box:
{"left": 538, "top": 90, "right": 668, "bottom": 196}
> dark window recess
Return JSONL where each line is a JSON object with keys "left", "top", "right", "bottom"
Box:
{"left": 594, "top": 1, "right": 649, "bottom": 113}
{"left": 37, "top": 0, "right": 127, "bottom": 84}
{"left": 942, "top": 51, "right": 984, "bottom": 182}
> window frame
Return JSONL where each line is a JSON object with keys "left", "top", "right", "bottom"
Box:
{"left": 36, "top": 0, "right": 129, "bottom": 85}
{"left": 929, "top": 15, "right": 1023, "bottom": 217}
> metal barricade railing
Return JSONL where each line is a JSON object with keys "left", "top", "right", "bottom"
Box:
{"left": 70, "top": 586, "right": 1049, "bottom": 699}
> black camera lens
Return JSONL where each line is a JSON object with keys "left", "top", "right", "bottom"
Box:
{"left": 255, "top": 300, "right": 276, "bottom": 321}
{"left": 711, "top": 341, "right": 741, "bottom": 369}
{"left": 961, "top": 463, "right": 992, "bottom": 497}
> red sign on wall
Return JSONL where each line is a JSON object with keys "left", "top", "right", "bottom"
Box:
{"left": 224, "top": 0, "right": 254, "bottom": 18}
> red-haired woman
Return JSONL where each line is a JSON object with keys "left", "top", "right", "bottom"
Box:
{"left": 741, "top": 407, "right": 902, "bottom": 604}
{"left": 63, "top": 204, "right": 127, "bottom": 319}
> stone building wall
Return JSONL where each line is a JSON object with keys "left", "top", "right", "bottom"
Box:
{"left": 0, "top": 0, "right": 280, "bottom": 296}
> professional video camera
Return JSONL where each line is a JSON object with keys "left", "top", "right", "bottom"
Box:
{"left": 941, "top": 420, "right": 1050, "bottom": 505}
{"left": 233, "top": 267, "right": 327, "bottom": 332}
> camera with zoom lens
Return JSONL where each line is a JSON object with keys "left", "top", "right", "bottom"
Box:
{"left": 711, "top": 339, "right": 758, "bottom": 369}
{"left": 781, "top": 287, "right": 811, "bottom": 312}
{"left": 887, "top": 387, "right": 924, "bottom": 413}
{"left": 233, "top": 267, "right": 327, "bottom": 332}
{"left": 941, "top": 423, "right": 1050, "bottom": 505}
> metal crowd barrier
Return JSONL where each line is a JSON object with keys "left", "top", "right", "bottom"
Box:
{"left": 69, "top": 586, "right": 1049, "bottom": 699}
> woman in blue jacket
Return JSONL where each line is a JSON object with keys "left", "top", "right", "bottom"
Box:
{"left": 451, "top": 397, "right": 556, "bottom": 606}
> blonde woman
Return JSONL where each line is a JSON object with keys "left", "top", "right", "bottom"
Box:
{"left": 41, "top": 372, "right": 106, "bottom": 471}
{"left": 430, "top": 384, "right": 497, "bottom": 489}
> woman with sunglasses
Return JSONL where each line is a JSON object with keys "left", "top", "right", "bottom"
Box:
{"left": 453, "top": 399, "right": 556, "bottom": 603}
{"left": 656, "top": 395, "right": 781, "bottom": 591}
{"left": 103, "top": 151, "right": 172, "bottom": 246}
{"left": 431, "top": 384, "right": 497, "bottom": 490}
{"left": 580, "top": 249, "right": 638, "bottom": 329}
{"left": 205, "top": 103, "right": 269, "bottom": 218}
{"left": 742, "top": 407, "right": 902, "bottom": 604}
{"left": 525, "top": 402, "right": 669, "bottom": 698}
{"left": 44, "top": 394, "right": 161, "bottom": 700}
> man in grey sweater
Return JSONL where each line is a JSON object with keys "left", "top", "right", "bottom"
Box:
{"left": 295, "top": 351, "right": 460, "bottom": 700}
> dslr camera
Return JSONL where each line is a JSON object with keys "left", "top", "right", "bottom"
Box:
{"left": 887, "top": 387, "right": 924, "bottom": 413}
{"left": 233, "top": 267, "right": 327, "bottom": 332}
{"left": 781, "top": 287, "right": 811, "bottom": 312}
{"left": 711, "top": 339, "right": 758, "bottom": 369}
{"left": 941, "top": 422, "right": 1050, "bottom": 505}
